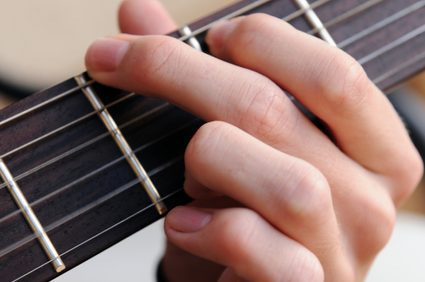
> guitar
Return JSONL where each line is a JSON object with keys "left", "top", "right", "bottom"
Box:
{"left": 0, "top": 0, "right": 424, "bottom": 281}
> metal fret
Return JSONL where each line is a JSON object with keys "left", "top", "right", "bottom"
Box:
{"left": 179, "top": 26, "right": 203, "bottom": 51}
{"left": 0, "top": 159, "right": 66, "bottom": 273}
{"left": 74, "top": 75, "right": 167, "bottom": 215}
{"left": 294, "top": 0, "right": 337, "bottom": 46}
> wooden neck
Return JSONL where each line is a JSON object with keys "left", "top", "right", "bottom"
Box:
{"left": 0, "top": 0, "right": 424, "bottom": 281}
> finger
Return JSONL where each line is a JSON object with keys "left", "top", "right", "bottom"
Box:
{"left": 205, "top": 14, "right": 423, "bottom": 198}
{"left": 118, "top": 0, "right": 176, "bottom": 35}
{"left": 165, "top": 206, "right": 324, "bottom": 282}
{"left": 85, "top": 33, "right": 345, "bottom": 177}
{"left": 184, "top": 121, "right": 350, "bottom": 279}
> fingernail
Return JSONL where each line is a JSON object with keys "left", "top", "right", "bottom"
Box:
{"left": 167, "top": 206, "right": 211, "bottom": 233}
{"left": 206, "top": 20, "right": 237, "bottom": 54}
{"left": 86, "top": 37, "right": 130, "bottom": 72}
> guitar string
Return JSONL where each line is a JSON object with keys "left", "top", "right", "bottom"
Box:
{"left": 6, "top": 29, "right": 425, "bottom": 282}
{"left": 0, "top": 0, "right": 423, "bottom": 194}
{"left": 1, "top": 0, "right": 418, "bottom": 162}
{"left": 0, "top": 0, "right": 422, "bottom": 278}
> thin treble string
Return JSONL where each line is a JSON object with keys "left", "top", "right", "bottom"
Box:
{"left": 0, "top": 119, "right": 197, "bottom": 225}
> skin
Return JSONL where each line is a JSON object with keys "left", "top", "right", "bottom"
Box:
{"left": 85, "top": 0, "right": 424, "bottom": 281}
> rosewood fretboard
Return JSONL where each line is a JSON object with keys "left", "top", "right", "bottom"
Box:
{"left": 0, "top": 0, "right": 424, "bottom": 281}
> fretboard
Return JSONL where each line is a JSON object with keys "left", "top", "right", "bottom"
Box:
{"left": 0, "top": 0, "right": 424, "bottom": 281}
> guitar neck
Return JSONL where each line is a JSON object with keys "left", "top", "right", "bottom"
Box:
{"left": 0, "top": 0, "right": 424, "bottom": 281}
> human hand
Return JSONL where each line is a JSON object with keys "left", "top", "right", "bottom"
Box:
{"left": 85, "top": 0, "right": 423, "bottom": 281}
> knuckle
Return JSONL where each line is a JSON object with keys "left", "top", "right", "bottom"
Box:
{"left": 229, "top": 14, "right": 286, "bottom": 59}
{"left": 233, "top": 14, "right": 270, "bottom": 44}
{"left": 285, "top": 163, "right": 332, "bottom": 221}
{"left": 131, "top": 36, "right": 183, "bottom": 85}
{"left": 238, "top": 77, "right": 295, "bottom": 141}
{"left": 319, "top": 51, "right": 371, "bottom": 113}
{"left": 185, "top": 121, "right": 231, "bottom": 170}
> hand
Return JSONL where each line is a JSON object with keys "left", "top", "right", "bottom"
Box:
{"left": 85, "top": 0, "right": 423, "bottom": 281}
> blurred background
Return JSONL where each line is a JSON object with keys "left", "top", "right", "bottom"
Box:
{"left": 0, "top": 0, "right": 424, "bottom": 281}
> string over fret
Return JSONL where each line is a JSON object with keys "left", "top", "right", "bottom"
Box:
{"left": 294, "top": 0, "right": 337, "bottom": 46}
{"left": 0, "top": 159, "right": 66, "bottom": 273}
{"left": 74, "top": 75, "right": 167, "bottom": 215}
{"left": 179, "top": 26, "right": 202, "bottom": 51}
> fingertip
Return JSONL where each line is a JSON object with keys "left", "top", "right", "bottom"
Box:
{"left": 85, "top": 37, "right": 130, "bottom": 73}
{"left": 119, "top": 0, "right": 176, "bottom": 35}
{"left": 206, "top": 17, "right": 243, "bottom": 57}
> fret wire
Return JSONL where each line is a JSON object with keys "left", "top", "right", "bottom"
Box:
{"left": 294, "top": 0, "right": 337, "bottom": 46}
{"left": 9, "top": 161, "right": 184, "bottom": 282}
{"left": 0, "top": 160, "right": 65, "bottom": 273}
{"left": 0, "top": 120, "right": 197, "bottom": 226}
{"left": 306, "top": 0, "right": 384, "bottom": 37}
{"left": 0, "top": 80, "right": 94, "bottom": 128}
{"left": 76, "top": 75, "right": 167, "bottom": 215}
{"left": 338, "top": 1, "right": 425, "bottom": 49}
{"left": 358, "top": 24, "right": 425, "bottom": 65}
{"left": 283, "top": 0, "right": 330, "bottom": 22}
